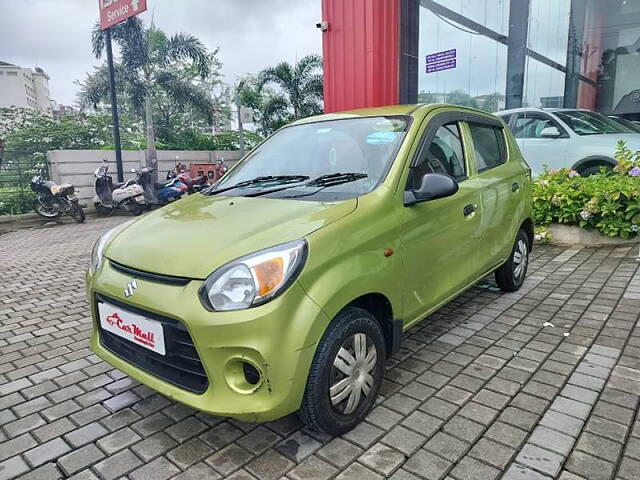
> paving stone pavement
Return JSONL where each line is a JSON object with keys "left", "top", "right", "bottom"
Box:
{"left": 1, "top": 217, "right": 640, "bottom": 480}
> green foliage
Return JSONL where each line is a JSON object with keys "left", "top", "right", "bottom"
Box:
{"left": 80, "top": 18, "right": 223, "bottom": 150}
{"left": 0, "top": 107, "right": 145, "bottom": 157}
{"left": 533, "top": 141, "right": 640, "bottom": 239}
{"left": 255, "top": 54, "right": 323, "bottom": 134}
{"left": 163, "top": 130, "right": 262, "bottom": 151}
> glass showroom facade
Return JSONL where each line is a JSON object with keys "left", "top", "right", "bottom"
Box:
{"left": 417, "top": 0, "right": 640, "bottom": 118}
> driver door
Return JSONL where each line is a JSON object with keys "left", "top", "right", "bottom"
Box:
{"left": 511, "top": 112, "right": 569, "bottom": 174}
{"left": 400, "top": 113, "right": 482, "bottom": 324}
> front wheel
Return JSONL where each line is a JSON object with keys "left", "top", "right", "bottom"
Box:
{"left": 33, "top": 197, "right": 60, "bottom": 218}
{"left": 299, "top": 307, "right": 386, "bottom": 436}
{"left": 69, "top": 202, "right": 86, "bottom": 223}
{"left": 495, "top": 229, "right": 529, "bottom": 292}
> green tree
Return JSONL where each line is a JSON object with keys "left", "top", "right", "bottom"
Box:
{"left": 445, "top": 89, "right": 478, "bottom": 108}
{"left": 238, "top": 76, "right": 290, "bottom": 135}
{"left": 479, "top": 92, "right": 505, "bottom": 113}
{"left": 257, "top": 54, "right": 323, "bottom": 123}
{"left": 84, "top": 18, "right": 216, "bottom": 175}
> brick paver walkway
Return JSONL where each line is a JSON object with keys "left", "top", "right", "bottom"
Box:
{"left": 1, "top": 217, "right": 640, "bottom": 480}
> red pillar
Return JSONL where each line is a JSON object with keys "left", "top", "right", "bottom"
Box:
{"left": 321, "top": 0, "right": 400, "bottom": 113}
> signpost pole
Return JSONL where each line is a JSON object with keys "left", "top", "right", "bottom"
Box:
{"left": 105, "top": 27, "right": 124, "bottom": 182}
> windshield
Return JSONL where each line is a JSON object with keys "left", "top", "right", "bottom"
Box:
{"left": 213, "top": 116, "right": 410, "bottom": 201}
{"left": 554, "top": 110, "right": 634, "bottom": 136}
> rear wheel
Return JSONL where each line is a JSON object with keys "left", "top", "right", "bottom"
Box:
{"left": 94, "top": 203, "right": 113, "bottom": 215}
{"left": 123, "top": 200, "right": 143, "bottom": 216}
{"left": 578, "top": 163, "right": 612, "bottom": 176}
{"left": 70, "top": 203, "right": 86, "bottom": 223}
{"left": 495, "top": 229, "right": 529, "bottom": 292}
{"left": 33, "top": 198, "right": 60, "bottom": 218}
{"left": 299, "top": 307, "right": 386, "bottom": 435}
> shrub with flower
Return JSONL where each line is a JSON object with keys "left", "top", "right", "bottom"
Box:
{"left": 533, "top": 141, "right": 640, "bottom": 239}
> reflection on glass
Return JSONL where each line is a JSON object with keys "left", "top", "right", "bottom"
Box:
{"left": 436, "top": 0, "right": 510, "bottom": 34}
{"left": 523, "top": 57, "right": 566, "bottom": 108}
{"left": 418, "top": 5, "right": 507, "bottom": 112}
{"left": 527, "top": 0, "right": 571, "bottom": 66}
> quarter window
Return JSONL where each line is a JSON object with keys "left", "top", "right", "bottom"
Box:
{"left": 468, "top": 124, "right": 506, "bottom": 172}
{"left": 410, "top": 122, "right": 466, "bottom": 188}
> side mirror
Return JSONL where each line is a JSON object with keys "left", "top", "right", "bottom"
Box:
{"left": 540, "top": 126, "right": 561, "bottom": 138}
{"left": 404, "top": 173, "right": 459, "bottom": 206}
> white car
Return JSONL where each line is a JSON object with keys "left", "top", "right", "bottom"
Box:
{"left": 494, "top": 107, "right": 640, "bottom": 176}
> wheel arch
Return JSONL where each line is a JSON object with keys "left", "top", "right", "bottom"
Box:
{"left": 343, "top": 293, "right": 401, "bottom": 358}
{"left": 572, "top": 155, "right": 616, "bottom": 173}
{"left": 520, "top": 218, "right": 534, "bottom": 251}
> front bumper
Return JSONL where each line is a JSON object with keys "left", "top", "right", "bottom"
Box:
{"left": 87, "top": 259, "right": 328, "bottom": 422}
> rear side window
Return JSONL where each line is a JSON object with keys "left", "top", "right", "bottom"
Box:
{"left": 468, "top": 124, "right": 506, "bottom": 172}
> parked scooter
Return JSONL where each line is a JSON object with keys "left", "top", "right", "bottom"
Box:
{"left": 93, "top": 161, "right": 146, "bottom": 215}
{"left": 30, "top": 172, "right": 85, "bottom": 223}
{"left": 135, "top": 167, "right": 187, "bottom": 205}
{"left": 166, "top": 162, "right": 209, "bottom": 194}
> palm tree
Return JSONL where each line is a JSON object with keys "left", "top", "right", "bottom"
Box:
{"left": 258, "top": 54, "right": 323, "bottom": 122}
{"left": 87, "top": 18, "right": 214, "bottom": 175}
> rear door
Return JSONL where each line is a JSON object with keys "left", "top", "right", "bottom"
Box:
{"left": 400, "top": 112, "right": 482, "bottom": 322}
{"left": 512, "top": 111, "right": 570, "bottom": 175}
{"left": 465, "top": 116, "right": 526, "bottom": 273}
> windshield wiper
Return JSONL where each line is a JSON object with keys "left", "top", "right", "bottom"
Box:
{"left": 306, "top": 172, "right": 367, "bottom": 187}
{"left": 278, "top": 172, "right": 368, "bottom": 199}
{"left": 206, "top": 175, "right": 310, "bottom": 195}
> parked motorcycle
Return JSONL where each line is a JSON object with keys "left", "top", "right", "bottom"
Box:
{"left": 166, "top": 162, "right": 210, "bottom": 194}
{"left": 93, "top": 162, "right": 146, "bottom": 215}
{"left": 30, "top": 173, "right": 85, "bottom": 223}
{"left": 135, "top": 167, "right": 187, "bottom": 205}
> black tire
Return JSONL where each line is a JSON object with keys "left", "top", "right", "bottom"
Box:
{"left": 94, "top": 203, "right": 113, "bottom": 216}
{"left": 495, "top": 229, "right": 529, "bottom": 292}
{"left": 299, "top": 307, "right": 386, "bottom": 436}
{"left": 124, "top": 200, "right": 143, "bottom": 216}
{"left": 33, "top": 198, "right": 60, "bottom": 218}
{"left": 579, "top": 164, "right": 612, "bottom": 176}
{"left": 70, "top": 203, "right": 86, "bottom": 223}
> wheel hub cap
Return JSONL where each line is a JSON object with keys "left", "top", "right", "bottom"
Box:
{"left": 329, "top": 332, "right": 377, "bottom": 415}
{"left": 513, "top": 239, "right": 528, "bottom": 281}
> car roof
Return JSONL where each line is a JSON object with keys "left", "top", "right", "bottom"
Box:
{"left": 495, "top": 107, "right": 594, "bottom": 116}
{"left": 291, "top": 103, "right": 498, "bottom": 126}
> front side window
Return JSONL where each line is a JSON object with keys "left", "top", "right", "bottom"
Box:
{"left": 554, "top": 110, "right": 633, "bottom": 135}
{"left": 212, "top": 116, "right": 409, "bottom": 201}
{"left": 513, "top": 113, "right": 563, "bottom": 139}
{"left": 469, "top": 124, "right": 506, "bottom": 172}
{"left": 409, "top": 122, "right": 466, "bottom": 189}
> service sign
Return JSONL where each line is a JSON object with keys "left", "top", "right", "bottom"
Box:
{"left": 99, "top": 0, "right": 147, "bottom": 30}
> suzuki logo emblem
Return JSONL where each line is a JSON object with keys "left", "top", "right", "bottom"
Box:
{"left": 124, "top": 279, "right": 138, "bottom": 298}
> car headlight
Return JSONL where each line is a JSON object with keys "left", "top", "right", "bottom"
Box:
{"left": 199, "top": 239, "right": 308, "bottom": 311}
{"left": 89, "top": 226, "right": 120, "bottom": 275}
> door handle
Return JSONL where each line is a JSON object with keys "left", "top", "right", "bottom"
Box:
{"left": 512, "top": 182, "right": 520, "bottom": 192}
{"left": 463, "top": 204, "right": 476, "bottom": 217}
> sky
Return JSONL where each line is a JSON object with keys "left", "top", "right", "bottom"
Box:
{"left": 0, "top": 0, "right": 322, "bottom": 105}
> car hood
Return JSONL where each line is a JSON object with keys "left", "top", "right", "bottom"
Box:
{"left": 105, "top": 193, "right": 357, "bottom": 279}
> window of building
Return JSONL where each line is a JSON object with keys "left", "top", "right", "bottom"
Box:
{"left": 6, "top": 71, "right": 18, "bottom": 76}
{"left": 410, "top": 122, "right": 466, "bottom": 188}
{"left": 468, "top": 124, "right": 506, "bottom": 172}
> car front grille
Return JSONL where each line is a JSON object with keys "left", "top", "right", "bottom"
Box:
{"left": 96, "top": 294, "right": 208, "bottom": 394}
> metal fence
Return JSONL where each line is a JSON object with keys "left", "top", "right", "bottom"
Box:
{"left": 0, "top": 151, "right": 46, "bottom": 216}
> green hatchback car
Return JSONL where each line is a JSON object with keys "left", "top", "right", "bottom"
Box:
{"left": 87, "top": 104, "right": 533, "bottom": 435}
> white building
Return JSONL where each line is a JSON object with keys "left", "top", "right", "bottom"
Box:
{"left": 0, "top": 61, "right": 53, "bottom": 115}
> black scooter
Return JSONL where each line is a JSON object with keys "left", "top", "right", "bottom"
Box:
{"left": 30, "top": 173, "right": 85, "bottom": 223}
